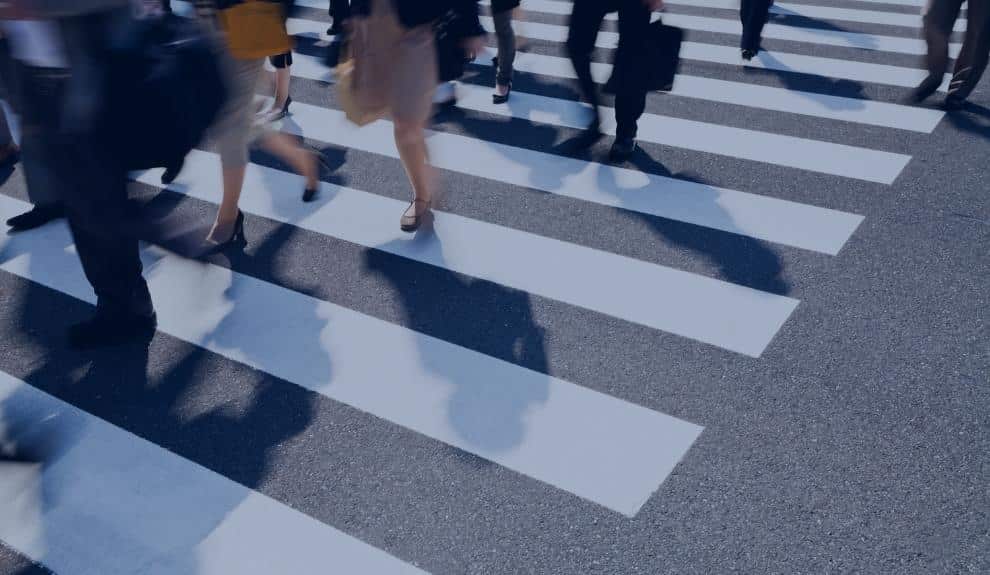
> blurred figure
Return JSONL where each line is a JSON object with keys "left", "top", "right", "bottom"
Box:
{"left": 258, "top": 51, "right": 293, "bottom": 121}
{"left": 347, "top": 0, "right": 484, "bottom": 232}
{"left": 490, "top": 0, "right": 519, "bottom": 103}
{"left": 0, "top": 2, "right": 159, "bottom": 349}
{"left": 911, "top": 0, "right": 990, "bottom": 110}
{"left": 566, "top": 0, "right": 662, "bottom": 162}
{"left": 204, "top": 0, "right": 320, "bottom": 249}
{"left": 0, "top": 24, "right": 66, "bottom": 232}
{"left": 739, "top": 0, "right": 772, "bottom": 61}
{"left": 328, "top": 0, "right": 351, "bottom": 36}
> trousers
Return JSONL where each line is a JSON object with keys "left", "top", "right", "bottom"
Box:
{"left": 740, "top": 0, "right": 772, "bottom": 52}
{"left": 566, "top": 0, "right": 649, "bottom": 139}
{"left": 923, "top": 0, "right": 990, "bottom": 101}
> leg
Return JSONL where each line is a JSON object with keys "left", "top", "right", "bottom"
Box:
{"left": 915, "top": 0, "right": 964, "bottom": 100}
{"left": 613, "top": 0, "right": 650, "bottom": 142}
{"left": 740, "top": 0, "right": 772, "bottom": 53}
{"left": 947, "top": 0, "right": 990, "bottom": 102}
{"left": 258, "top": 132, "right": 318, "bottom": 192}
{"left": 493, "top": 9, "right": 516, "bottom": 90}
{"left": 566, "top": 0, "right": 610, "bottom": 128}
{"left": 210, "top": 58, "right": 262, "bottom": 242}
{"left": 393, "top": 118, "right": 435, "bottom": 203}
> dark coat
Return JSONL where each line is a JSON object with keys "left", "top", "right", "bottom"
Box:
{"left": 491, "top": 0, "right": 521, "bottom": 14}
{"left": 351, "top": 0, "right": 484, "bottom": 35}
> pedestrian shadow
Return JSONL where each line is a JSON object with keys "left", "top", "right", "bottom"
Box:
{"left": 0, "top": 201, "right": 320, "bottom": 574}
{"left": 946, "top": 101, "right": 990, "bottom": 140}
{"left": 766, "top": 8, "right": 879, "bottom": 51}
{"left": 600, "top": 148, "right": 791, "bottom": 296}
{"left": 362, "top": 230, "right": 550, "bottom": 456}
{"left": 432, "top": 104, "right": 581, "bottom": 193}
{"left": 747, "top": 51, "right": 868, "bottom": 110}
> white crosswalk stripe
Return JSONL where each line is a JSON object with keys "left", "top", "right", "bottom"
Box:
{"left": 1, "top": 0, "right": 963, "bottom": 571}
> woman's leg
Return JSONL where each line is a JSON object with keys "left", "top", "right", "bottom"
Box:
{"left": 258, "top": 132, "right": 318, "bottom": 190}
{"left": 393, "top": 118, "right": 434, "bottom": 206}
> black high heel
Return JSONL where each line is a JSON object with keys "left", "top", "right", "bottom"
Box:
{"left": 206, "top": 210, "right": 246, "bottom": 252}
{"left": 493, "top": 82, "right": 512, "bottom": 104}
{"left": 303, "top": 184, "right": 318, "bottom": 202}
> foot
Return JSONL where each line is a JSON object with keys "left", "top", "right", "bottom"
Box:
{"left": 943, "top": 94, "right": 966, "bottom": 111}
{"left": 400, "top": 199, "right": 432, "bottom": 232}
{"left": 567, "top": 122, "right": 604, "bottom": 153}
{"left": 206, "top": 210, "right": 245, "bottom": 246}
{"left": 741, "top": 49, "right": 756, "bottom": 61}
{"left": 5, "top": 204, "right": 65, "bottom": 232}
{"left": 0, "top": 143, "right": 19, "bottom": 166}
{"left": 907, "top": 77, "right": 941, "bottom": 104}
{"left": 608, "top": 136, "right": 637, "bottom": 163}
{"left": 68, "top": 309, "right": 157, "bottom": 350}
{"left": 161, "top": 157, "right": 185, "bottom": 185}
{"left": 493, "top": 82, "right": 512, "bottom": 104}
{"left": 433, "top": 83, "right": 457, "bottom": 108}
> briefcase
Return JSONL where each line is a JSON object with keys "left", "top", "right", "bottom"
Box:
{"left": 604, "top": 20, "right": 683, "bottom": 94}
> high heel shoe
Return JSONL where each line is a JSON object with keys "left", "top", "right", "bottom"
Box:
{"left": 493, "top": 82, "right": 512, "bottom": 104}
{"left": 303, "top": 183, "right": 318, "bottom": 202}
{"left": 206, "top": 210, "right": 246, "bottom": 251}
{"left": 399, "top": 199, "right": 431, "bottom": 232}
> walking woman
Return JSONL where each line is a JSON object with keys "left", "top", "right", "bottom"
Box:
{"left": 203, "top": 0, "right": 320, "bottom": 249}
{"left": 740, "top": 0, "right": 772, "bottom": 61}
{"left": 259, "top": 51, "right": 293, "bottom": 121}
{"left": 346, "top": 0, "right": 484, "bottom": 232}
{"left": 491, "top": 0, "right": 519, "bottom": 103}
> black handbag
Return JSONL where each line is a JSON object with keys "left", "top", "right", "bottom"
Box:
{"left": 605, "top": 20, "right": 683, "bottom": 94}
{"left": 105, "top": 13, "right": 228, "bottom": 170}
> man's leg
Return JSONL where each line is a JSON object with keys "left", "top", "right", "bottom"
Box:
{"left": 946, "top": 0, "right": 990, "bottom": 105}
{"left": 566, "top": 0, "right": 610, "bottom": 136}
{"left": 913, "top": 0, "right": 964, "bottom": 102}
{"left": 610, "top": 0, "right": 651, "bottom": 161}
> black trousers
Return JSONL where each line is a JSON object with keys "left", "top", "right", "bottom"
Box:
{"left": 740, "top": 0, "right": 772, "bottom": 52}
{"left": 329, "top": 0, "right": 351, "bottom": 24}
{"left": 567, "top": 0, "right": 649, "bottom": 139}
{"left": 55, "top": 12, "right": 153, "bottom": 318}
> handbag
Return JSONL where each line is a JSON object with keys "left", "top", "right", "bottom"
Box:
{"left": 334, "top": 20, "right": 386, "bottom": 126}
{"left": 435, "top": 10, "right": 471, "bottom": 83}
{"left": 217, "top": 0, "right": 293, "bottom": 60}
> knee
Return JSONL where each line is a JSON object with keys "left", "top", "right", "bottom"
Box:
{"left": 393, "top": 120, "right": 422, "bottom": 147}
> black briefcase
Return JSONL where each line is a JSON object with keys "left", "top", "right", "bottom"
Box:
{"left": 604, "top": 20, "right": 683, "bottom": 94}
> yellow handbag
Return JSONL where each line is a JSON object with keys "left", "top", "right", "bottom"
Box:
{"left": 218, "top": 0, "right": 293, "bottom": 60}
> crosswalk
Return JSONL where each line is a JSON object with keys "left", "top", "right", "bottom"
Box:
{"left": 0, "top": 0, "right": 962, "bottom": 572}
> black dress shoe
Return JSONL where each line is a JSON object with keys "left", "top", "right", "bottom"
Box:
{"left": 907, "top": 77, "right": 941, "bottom": 104}
{"left": 161, "top": 157, "right": 185, "bottom": 185}
{"left": 567, "top": 122, "right": 604, "bottom": 153}
{"left": 6, "top": 204, "right": 65, "bottom": 232}
{"left": 741, "top": 48, "right": 757, "bottom": 61}
{"left": 608, "top": 137, "right": 637, "bottom": 163}
{"left": 68, "top": 310, "right": 157, "bottom": 350}
{"left": 943, "top": 94, "right": 966, "bottom": 111}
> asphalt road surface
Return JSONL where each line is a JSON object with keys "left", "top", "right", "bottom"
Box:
{"left": 1, "top": 0, "right": 987, "bottom": 573}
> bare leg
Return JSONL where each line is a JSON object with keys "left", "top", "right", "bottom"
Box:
{"left": 393, "top": 118, "right": 434, "bottom": 204}
{"left": 207, "top": 164, "right": 247, "bottom": 243}
{"left": 259, "top": 132, "right": 318, "bottom": 190}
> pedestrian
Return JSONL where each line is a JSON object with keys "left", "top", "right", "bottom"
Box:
{"left": 328, "top": 0, "right": 351, "bottom": 36}
{"left": 345, "top": 0, "right": 485, "bottom": 232}
{"left": 491, "top": 0, "right": 519, "bottom": 103}
{"left": 203, "top": 0, "right": 320, "bottom": 250}
{"left": 258, "top": 51, "right": 293, "bottom": 121}
{"left": 0, "top": 24, "right": 66, "bottom": 233}
{"left": 911, "top": 0, "right": 990, "bottom": 110}
{"left": 740, "top": 0, "right": 772, "bottom": 61}
{"left": 566, "top": 0, "right": 663, "bottom": 162}
{"left": 2, "top": 1, "right": 159, "bottom": 349}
